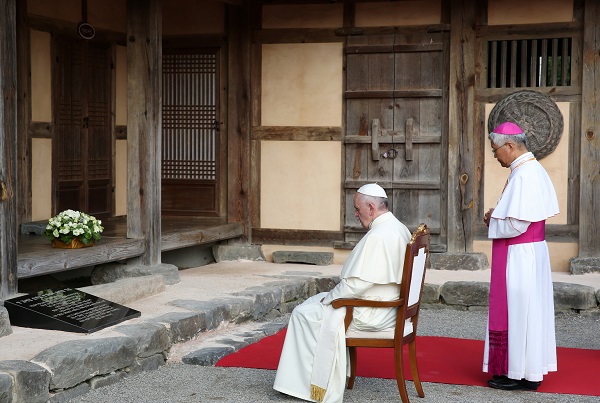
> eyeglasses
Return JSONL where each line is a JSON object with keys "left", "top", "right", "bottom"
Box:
{"left": 491, "top": 144, "right": 507, "bottom": 154}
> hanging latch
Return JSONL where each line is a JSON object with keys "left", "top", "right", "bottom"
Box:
{"left": 371, "top": 119, "right": 380, "bottom": 161}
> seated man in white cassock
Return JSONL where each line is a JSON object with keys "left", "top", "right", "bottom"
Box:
{"left": 273, "top": 183, "right": 412, "bottom": 403}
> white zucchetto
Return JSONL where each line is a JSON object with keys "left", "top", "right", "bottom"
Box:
{"left": 357, "top": 183, "right": 387, "bottom": 198}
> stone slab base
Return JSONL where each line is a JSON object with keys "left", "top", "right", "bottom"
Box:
{"left": 430, "top": 252, "right": 489, "bottom": 271}
{"left": 91, "top": 262, "right": 180, "bottom": 285}
{"left": 212, "top": 245, "right": 265, "bottom": 262}
{"left": 0, "top": 307, "right": 11, "bottom": 338}
{"left": 570, "top": 257, "right": 600, "bottom": 274}
{"left": 272, "top": 251, "right": 333, "bottom": 266}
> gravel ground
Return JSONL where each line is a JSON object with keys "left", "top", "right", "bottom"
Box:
{"left": 69, "top": 309, "right": 600, "bottom": 403}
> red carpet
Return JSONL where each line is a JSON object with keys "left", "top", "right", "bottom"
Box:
{"left": 217, "top": 329, "right": 600, "bottom": 396}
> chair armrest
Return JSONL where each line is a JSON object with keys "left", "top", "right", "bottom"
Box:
{"left": 331, "top": 297, "right": 405, "bottom": 309}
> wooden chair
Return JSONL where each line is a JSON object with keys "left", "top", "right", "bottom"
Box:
{"left": 331, "top": 223, "right": 430, "bottom": 403}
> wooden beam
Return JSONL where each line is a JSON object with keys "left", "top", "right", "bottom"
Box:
{"left": 447, "top": 0, "right": 477, "bottom": 252}
{"left": 126, "top": 0, "right": 162, "bottom": 265}
{"left": 579, "top": 0, "right": 600, "bottom": 257}
{"left": 252, "top": 126, "right": 342, "bottom": 141}
{"left": 0, "top": 0, "right": 18, "bottom": 298}
{"left": 252, "top": 228, "right": 344, "bottom": 246}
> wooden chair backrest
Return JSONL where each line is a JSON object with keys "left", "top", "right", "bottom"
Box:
{"left": 395, "top": 223, "right": 430, "bottom": 339}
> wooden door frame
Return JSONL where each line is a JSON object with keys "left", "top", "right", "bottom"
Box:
{"left": 341, "top": 29, "right": 450, "bottom": 251}
{"left": 162, "top": 37, "right": 228, "bottom": 218}
{"left": 51, "top": 36, "right": 113, "bottom": 218}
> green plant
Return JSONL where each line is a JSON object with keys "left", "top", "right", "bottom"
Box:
{"left": 44, "top": 209, "right": 104, "bottom": 245}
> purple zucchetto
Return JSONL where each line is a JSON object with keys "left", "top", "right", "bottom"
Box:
{"left": 491, "top": 122, "right": 523, "bottom": 135}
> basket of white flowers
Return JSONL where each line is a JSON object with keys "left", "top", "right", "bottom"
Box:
{"left": 44, "top": 209, "right": 104, "bottom": 248}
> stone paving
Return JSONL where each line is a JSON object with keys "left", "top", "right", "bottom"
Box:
{"left": 0, "top": 259, "right": 599, "bottom": 402}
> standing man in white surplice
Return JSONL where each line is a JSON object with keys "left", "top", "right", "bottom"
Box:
{"left": 273, "top": 183, "right": 411, "bottom": 403}
{"left": 483, "top": 122, "right": 559, "bottom": 391}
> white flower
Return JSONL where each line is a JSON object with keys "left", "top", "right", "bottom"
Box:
{"left": 44, "top": 209, "right": 104, "bottom": 244}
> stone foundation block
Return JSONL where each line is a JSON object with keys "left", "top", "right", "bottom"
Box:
{"left": 553, "top": 282, "right": 598, "bottom": 310}
{"left": 272, "top": 251, "right": 333, "bottom": 266}
{"left": 0, "top": 306, "right": 12, "bottom": 338}
{"left": 212, "top": 244, "right": 265, "bottom": 262}
{"left": 31, "top": 337, "right": 136, "bottom": 390}
{"left": 569, "top": 257, "right": 600, "bottom": 274}
{"left": 422, "top": 283, "right": 441, "bottom": 304}
{"left": 79, "top": 275, "right": 166, "bottom": 305}
{"left": 441, "top": 281, "right": 490, "bottom": 307}
{"left": 115, "top": 322, "right": 171, "bottom": 358}
{"left": 0, "top": 360, "right": 50, "bottom": 403}
{"left": 91, "top": 262, "right": 180, "bottom": 285}
{"left": 430, "top": 252, "right": 489, "bottom": 271}
{"left": 48, "top": 382, "right": 91, "bottom": 403}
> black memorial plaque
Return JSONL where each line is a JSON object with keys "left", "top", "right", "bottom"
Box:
{"left": 4, "top": 288, "right": 141, "bottom": 334}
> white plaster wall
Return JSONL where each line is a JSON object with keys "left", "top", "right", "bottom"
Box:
{"left": 355, "top": 0, "right": 441, "bottom": 27}
{"left": 30, "top": 30, "right": 51, "bottom": 123}
{"left": 260, "top": 141, "right": 342, "bottom": 231}
{"left": 488, "top": 0, "right": 573, "bottom": 25}
{"left": 261, "top": 43, "right": 343, "bottom": 127}
{"left": 31, "top": 138, "right": 52, "bottom": 220}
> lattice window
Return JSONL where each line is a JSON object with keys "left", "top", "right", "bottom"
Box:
{"left": 162, "top": 51, "right": 217, "bottom": 181}
{"left": 487, "top": 37, "right": 571, "bottom": 88}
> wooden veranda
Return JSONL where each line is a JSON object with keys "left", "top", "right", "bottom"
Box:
{"left": 17, "top": 217, "right": 243, "bottom": 280}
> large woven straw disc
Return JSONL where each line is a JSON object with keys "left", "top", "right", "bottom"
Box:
{"left": 488, "top": 90, "right": 563, "bottom": 160}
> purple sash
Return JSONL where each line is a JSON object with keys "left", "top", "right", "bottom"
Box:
{"left": 487, "top": 220, "right": 546, "bottom": 375}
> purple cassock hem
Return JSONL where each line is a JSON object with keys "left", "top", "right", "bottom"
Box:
{"left": 487, "top": 220, "right": 546, "bottom": 375}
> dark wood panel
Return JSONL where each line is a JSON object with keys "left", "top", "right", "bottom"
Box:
{"left": 162, "top": 182, "right": 217, "bottom": 216}
{"left": 29, "top": 121, "right": 52, "bottom": 138}
{"left": 252, "top": 228, "right": 344, "bottom": 246}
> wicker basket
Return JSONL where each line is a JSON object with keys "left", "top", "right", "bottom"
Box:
{"left": 488, "top": 90, "right": 564, "bottom": 160}
{"left": 52, "top": 238, "right": 94, "bottom": 249}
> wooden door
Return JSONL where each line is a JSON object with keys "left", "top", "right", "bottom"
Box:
{"left": 344, "top": 33, "right": 448, "bottom": 250}
{"left": 53, "top": 39, "right": 112, "bottom": 219}
{"left": 161, "top": 48, "right": 220, "bottom": 216}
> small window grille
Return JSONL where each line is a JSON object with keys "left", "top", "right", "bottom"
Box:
{"left": 487, "top": 38, "right": 571, "bottom": 88}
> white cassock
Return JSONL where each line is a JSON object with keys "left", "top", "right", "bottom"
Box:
{"left": 483, "top": 152, "right": 559, "bottom": 382}
{"left": 273, "top": 211, "right": 411, "bottom": 403}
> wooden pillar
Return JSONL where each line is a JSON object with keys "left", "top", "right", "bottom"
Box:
{"left": 227, "top": 3, "right": 252, "bottom": 242}
{"left": 17, "top": 0, "right": 30, "bottom": 224}
{"left": 447, "top": 0, "right": 477, "bottom": 252}
{"left": 126, "top": 0, "right": 162, "bottom": 265}
{"left": 579, "top": 0, "right": 600, "bottom": 257}
{"left": 0, "top": 0, "right": 18, "bottom": 299}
